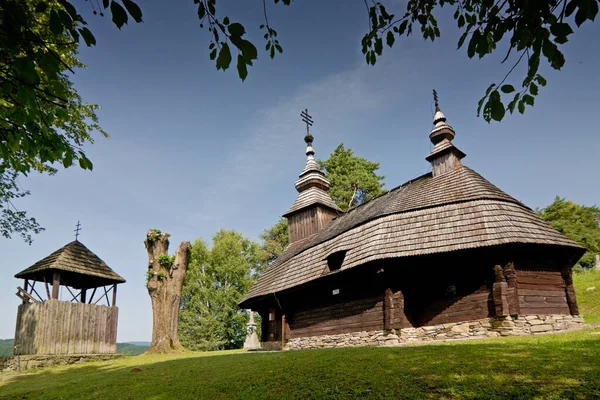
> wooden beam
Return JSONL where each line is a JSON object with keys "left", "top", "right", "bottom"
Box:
{"left": 384, "top": 288, "right": 393, "bottom": 331}
{"left": 81, "top": 288, "right": 87, "bottom": 303}
{"left": 88, "top": 287, "right": 97, "bottom": 304}
{"left": 16, "top": 287, "right": 39, "bottom": 304}
{"left": 281, "top": 314, "right": 286, "bottom": 351}
{"left": 51, "top": 271, "right": 60, "bottom": 299}
{"left": 43, "top": 276, "right": 51, "bottom": 299}
{"left": 60, "top": 277, "right": 78, "bottom": 302}
{"left": 111, "top": 284, "right": 117, "bottom": 307}
{"left": 103, "top": 286, "right": 110, "bottom": 306}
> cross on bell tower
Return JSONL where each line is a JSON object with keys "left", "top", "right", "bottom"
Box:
{"left": 74, "top": 221, "right": 82, "bottom": 241}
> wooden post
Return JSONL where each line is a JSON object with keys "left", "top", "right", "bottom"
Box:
{"left": 81, "top": 288, "right": 87, "bottom": 303}
{"left": 22, "top": 280, "right": 29, "bottom": 304}
{"left": 384, "top": 288, "right": 393, "bottom": 331}
{"left": 503, "top": 262, "right": 520, "bottom": 315}
{"left": 562, "top": 266, "right": 579, "bottom": 316}
{"left": 52, "top": 271, "right": 60, "bottom": 300}
{"left": 112, "top": 284, "right": 117, "bottom": 307}
{"left": 281, "top": 314, "right": 286, "bottom": 351}
{"left": 492, "top": 265, "right": 509, "bottom": 316}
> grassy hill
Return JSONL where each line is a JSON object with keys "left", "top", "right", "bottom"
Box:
{"left": 0, "top": 340, "right": 149, "bottom": 357}
{"left": 573, "top": 268, "right": 600, "bottom": 323}
{"left": 0, "top": 329, "right": 599, "bottom": 399}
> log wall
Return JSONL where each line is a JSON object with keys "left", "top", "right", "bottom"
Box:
{"left": 287, "top": 295, "right": 384, "bottom": 338}
{"left": 417, "top": 288, "right": 493, "bottom": 326}
{"left": 516, "top": 270, "right": 570, "bottom": 315}
{"left": 14, "top": 300, "right": 118, "bottom": 355}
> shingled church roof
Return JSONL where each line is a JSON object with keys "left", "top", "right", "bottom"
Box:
{"left": 239, "top": 98, "right": 584, "bottom": 308}
{"left": 15, "top": 240, "right": 125, "bottom": 289}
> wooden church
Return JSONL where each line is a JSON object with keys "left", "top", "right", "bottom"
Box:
{"left": 13, "top": 237, "right": 125, "bottom": 356}
{"left": 239, "top": 98, "right": 585, "bottom": 349}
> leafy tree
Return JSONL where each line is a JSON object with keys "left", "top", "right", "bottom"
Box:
{"left": 318, "top": 143, "right": 386, "bottom": 211}
{"left": 539, "top": 197, "right": 600, "bottom": 269}
{"left": 1, "top": 0, "right": 113, "bottom": 242}
{"left": 179, "top": 230, "right": 263, "bottom": 351}
{"left": 258, "top": 218, "right": 288, "bottom": 267}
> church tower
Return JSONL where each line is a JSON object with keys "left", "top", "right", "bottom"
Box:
{"left": 425, "top": 90, "right": 466, "bottom": 176}
{"left": 283, "top": 110, "right": 342, "bottom": 244}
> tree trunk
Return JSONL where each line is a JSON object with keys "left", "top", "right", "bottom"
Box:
{"left": 144, "top": 230, "right": 191, "bottom": 354}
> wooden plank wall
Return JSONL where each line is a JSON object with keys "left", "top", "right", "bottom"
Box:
{"left": 13, "top": 300, "right": 118, "bottom": 355}
{"left": 288, "top": 206, "right": 337, "bottom": 243}
{"left": 516, "top": 270, "right": 569, "bottom": 315}
{"left": 288, "top": 208, "right": 319, "bottom": 243}
{"left": 417, "top": 288, "right": 492, "bottom": 326}
{"left": 287, "top": 295, "right": 384, "bottom": 338}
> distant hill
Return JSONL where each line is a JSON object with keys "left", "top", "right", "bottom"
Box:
{"left": 125, "top": 341, "right": 151, "bottom": 347}
{"left": 0, "top": 339, "right": 149, "bottom": 357}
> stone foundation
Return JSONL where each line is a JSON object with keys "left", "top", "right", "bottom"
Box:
{"left": 1, "top": 354, "right": 123, "bottom": 372}
{"left": 285, "top": 314, "right": 585, "bottom": 350}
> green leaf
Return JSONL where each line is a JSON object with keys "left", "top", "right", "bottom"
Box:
{"left": 275, "top": 44, "right": 282, "bottom": 53}
{"left": 216, "top": 43, "right": 232, "bottom": 70}
{"left": 207, "top": 1, "right": 215, "bottom": 15}
{"left": 386, "top": 31, "right": 395, "bottom": 47}
{"left": 63, "top": 152, "right": 73, "bottom": 168}
{"left": 551, "top": 50, "right": 565, "bottom": 69}
{"left": 228, "top": 22, "right": 245, "bottom": 37}
{"left": 122, "top": 0, "right": 143, "bottom": 23}
{"left": 78, "top": 27, "right": 96, "bottom": 46}
{"left": 530, "top": 83, "right": 539, "bottom": 95}
{"left": 237, "top": 54, "right": 248, "bottom": 81}
{"left": 198, "top": 2, "right": 205, "bottom": 19}
{"left": 536, "top": 75, "right": 547, "bottom": 86}
{"left": 209, "top": 48, "right": 217, "bottom": 60}
{"left": 467, "top": 30, "right": 480, "bottom": 58}
{"left": 374, "top": 37, "right": 383, "bottom": 55}
{"left": 489, "top": 91, "right": 505, "bottom": 121}
{"left": 457, "top": 31, "right": 469, "bottom": 49}
{"left": 223, "top": 16, "right": 230, "bottom": 25}
{"left": 240, "top": 40, "right": 258, "bottom": 60}
{"left": 575, "top": 8, "right": 587, "bottom": 26}
{"left": 398, "top": 20, "right": 408, "bottom": 35}
{"left": 501, "top": 84, "right": 515, "bottom": 93}
{"left": 508, "top": 93, "right": 520, "bottom": 114}
{"left": 565, "top": 0, "right": 577, "bottom": 16}
{"left": 518, "top": 100, "right": 525, "bottom": 114}
{"left": 542, "top": 38, "right": 557, "bottom": 60}
{"left": 103, "top": 0, "right": 110, "bottom": 8}
{"left": 49, "top": 10, "right": 63, "bottom": 35}
{"left": 523, "top": 94, "right": 535, "bottom": 106}
{"left": 458, "top": 14, "right": 465, "bottom": 28}
{"left": 110, "top": 1, "right": 128, "bottom": 29}
{"left": 550, "top": 23, "right": 573, "bottom": 39}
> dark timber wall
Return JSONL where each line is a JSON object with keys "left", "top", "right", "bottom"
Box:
{"left": 255, "top": 243, "right": 578, "bottom": 343}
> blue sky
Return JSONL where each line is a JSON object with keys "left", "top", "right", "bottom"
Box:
{"left": 1, "top": 1, "right": 599, "bottom": 341}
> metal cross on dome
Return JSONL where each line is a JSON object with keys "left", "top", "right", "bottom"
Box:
{"left": 74, "top": 221, "right": 82, "bottom": 241}
{"left": 433, "top": 89, "right": 439, "bottom": 108}
{"left": 300, "top": 108, "right": 313, "bottom": 135}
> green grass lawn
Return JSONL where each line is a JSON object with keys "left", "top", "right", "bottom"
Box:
{"left": 1, "top": 329, "right": 599, "bottom": 400}
{"left": 1, "top": 269, "right": 598, "bottom": 400}
{"left": 574, "top": 268, "right": 600, "bottom": 323}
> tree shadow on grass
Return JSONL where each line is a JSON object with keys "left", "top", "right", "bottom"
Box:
{"left": 1, "top": 333, "right": 599, "bottom": 400}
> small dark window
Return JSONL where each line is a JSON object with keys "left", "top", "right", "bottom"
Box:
{"left": 268, "top": 309, "right": 276, "bottom": 321}
{"left": 326, "top": 250, "right": 347, "bottom": 272}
